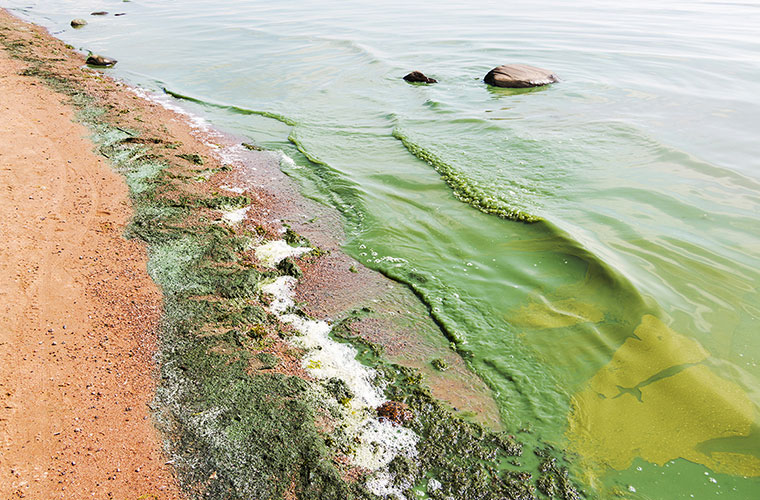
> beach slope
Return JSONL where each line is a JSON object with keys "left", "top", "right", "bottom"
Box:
{"left": 0, "top": 14, "right": 181, "bottom": 499}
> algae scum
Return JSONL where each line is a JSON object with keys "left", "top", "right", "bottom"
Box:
{"left": 6, "top": 0, "right": 760, "bottom": 498}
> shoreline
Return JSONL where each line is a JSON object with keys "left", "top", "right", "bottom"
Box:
{"left": 0, "top": 9, "right": 583, "bottom": 499}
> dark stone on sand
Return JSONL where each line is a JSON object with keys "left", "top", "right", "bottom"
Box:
{"left": 86, "top": 55, "right": 117, "bottom": 67}
{"left": 403, "top": 71, "right": 437, "bottom": 84}
{"left": 70, "top": 19, "right": 87, "bottom": 28}
{"left": 91, "top": 11, "right": 109, "bottom": 16}
{"left": 484, "top": 64, "right": 559, "bottom": 88}
{"left": 377, "top": 401, "right": 414, "bottom": 426}
{"left": 277, "top": 257, "right": 303, "bottom": 279}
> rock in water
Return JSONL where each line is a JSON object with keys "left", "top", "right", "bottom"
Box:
{"left": 403, "top": 71, "right": 437, "bottom": 84}
{"left": 86, "top": 55, "right": 117, "bottom": 67}
{"left": 90, "top": 11, "right": 109, "bottom": 16}
{"left": 484, "top": 64, "right": 559, "bottom": 88}
{"left": 70, "top": 19, "right": 87, "bottom": 28}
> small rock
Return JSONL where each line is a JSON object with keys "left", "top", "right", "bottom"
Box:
{"left": 114, "top": 13, "right": 127, "bottom": 17}
{"left": 484, "top": 64, "right": 559, "bottom": 88}
{"left": 403, "top": 71, "right": 437, "bottom": 84}
{"left": 376, "top": 401, "right": 414, "bottom": 426}
{"left": 86, "top": 55, "right": 117, "bottom": 67}
{"left": 91, "top": 11, "right": 109, "bottom": 16}
{"left": 277, "top": 257, "right": 303, "bottom": 279}
{"left": 70, "top": 19, "right": 87, "bottom": 28}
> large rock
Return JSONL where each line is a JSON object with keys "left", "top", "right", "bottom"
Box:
{"left": 403, "top": 71, "right": 437, "bottom": 84}
{"left": 86, "top": 55, "right": 117, "bottom": 67}
{"left": 484, "top": 64, "right": 559, "bottom": 88}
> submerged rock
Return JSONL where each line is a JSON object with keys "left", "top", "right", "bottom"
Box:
{"left": 484, "top": 64, "right": 559, "bottom": 88}
{"left": 403, "top": 71, "right": 437, "bottom": 84}
{"left": 86, "top": 55, "right": 117, "bottom": 67}
{"left": 70, "top": 19, "right": 87, "bottom": 28}
{"left": 90, "top": 11, "right": 109, "bottom": 16}
{"left": 377, "top": 401, "right": 413, "bottom": 426}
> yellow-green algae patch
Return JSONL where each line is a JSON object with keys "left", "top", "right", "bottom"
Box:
{"left": 510, "top": 298, "right": 603, "bottom": 329}
{"left": 567, "top": 314, "right": 759, "bottom": 479}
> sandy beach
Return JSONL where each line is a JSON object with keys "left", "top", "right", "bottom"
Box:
{"left": 0, "top": 10, "right": 187, "bottom": 498}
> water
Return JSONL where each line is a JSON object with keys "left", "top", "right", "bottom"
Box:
{"left": 7, "top": 0, "right": 760, "bottom": 497}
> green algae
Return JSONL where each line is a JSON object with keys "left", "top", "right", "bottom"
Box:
{"left": 177, "top": 152, "right": 205, "bottom": 165}
{"left": 567, "top": 315, "right": 759, "bottom": 482}
{"left": 277, "top": 256, "right": 304, "bottom": 278}
{"left": 431, "top": 358, "right": 449, "bottom": 371}
{"left": 162, "top": 87, "right": 298, "bottom": 126}
{"left": 332, "top": 313, "right": 583, "bottom": 499}
{"left": 392, "top": 128, "right": 541, "bottom": 223}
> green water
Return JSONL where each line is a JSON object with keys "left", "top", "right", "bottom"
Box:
{"left": 10, "top": 0, "right": 760, "bottom": 497}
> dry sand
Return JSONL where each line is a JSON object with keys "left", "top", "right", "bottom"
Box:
{"left": 0, "top": 16, "right": 182, "bottom": 500}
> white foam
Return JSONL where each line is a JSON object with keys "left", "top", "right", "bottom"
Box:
{"left": 277, "top": 151, "right": 299, "bottom": 169}
{"left": 352, "top": 418, "right": 418, "bottom": 471}
{"left": 260, "top": 276, "right": 419, "bottom": 474}
{"left": 220, "top": 184, "right": 246, "bottom": 194}
{"left": 283, "top": 312, "right": 383, "bottom": 409}
{"left": 222, "top": 205, "right": 251, "bottom": 224}
{"left": 261, "top": 276, "right": 297, "bottom": 314}
{"left": 255, "top": 240, "right": 311, "bottom": 267}
{"left": 366, "top": 471, "right": 414, "bottom": 500}
{"left": 130, "top": 87, "right": 212, "bottom": 133}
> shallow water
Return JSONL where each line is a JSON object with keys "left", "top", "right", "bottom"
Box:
{"left": 9, "top": 0, "right": 760, "bottom": 497}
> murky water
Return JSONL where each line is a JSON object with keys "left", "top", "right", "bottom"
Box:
{"left": 8, "top": 0, "right": 760, "bottom": 497}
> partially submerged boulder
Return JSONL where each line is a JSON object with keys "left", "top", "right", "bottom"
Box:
{"left": 403, "top": 71, "right": 437, "bottom": 84}
{"left": 86, "top": 55, "right": 117, "bottom": 67}
{"left": 70, "top": 19, "right": 87, "bottom": 28}
{"left": 484, "top": 64, "right": 559, "bottom": 88}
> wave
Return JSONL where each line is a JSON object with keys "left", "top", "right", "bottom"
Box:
{"left": 371, "top": 215, "right": 654, "bottom": 352}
